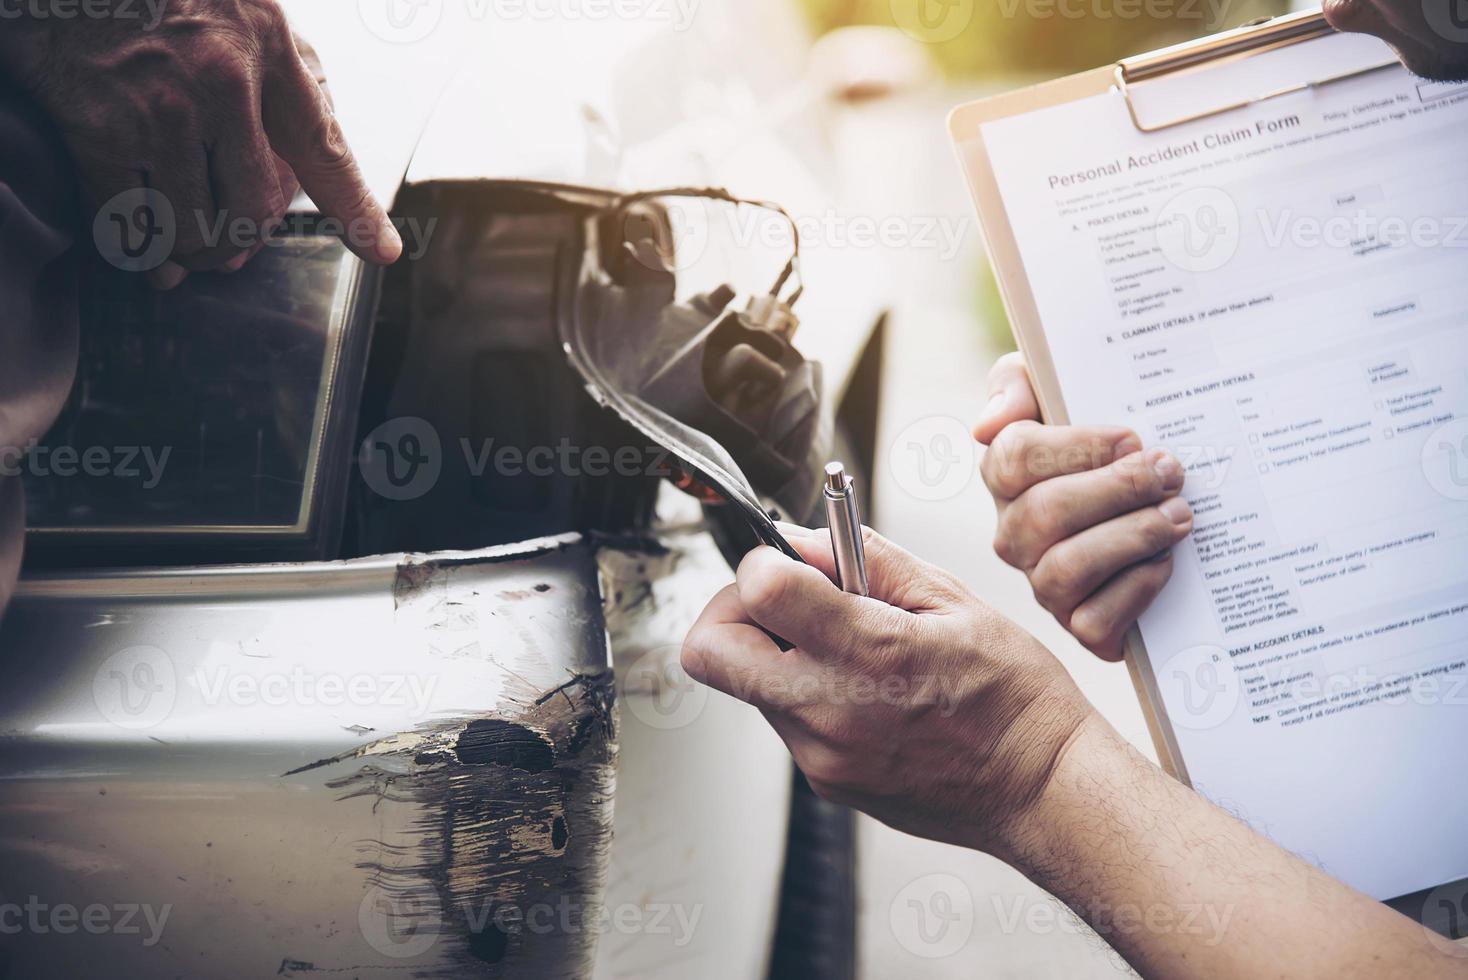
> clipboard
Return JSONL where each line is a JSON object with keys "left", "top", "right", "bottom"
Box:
{"left": 947, "top": 8, "right": 1403, "bottom": 782}
{"left": 948, "top": 10, "right": 1468, "bottom": 933}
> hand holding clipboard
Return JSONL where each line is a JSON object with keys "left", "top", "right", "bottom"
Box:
{"left": 951, "top": 8, "right": 1468, "bottom": 926}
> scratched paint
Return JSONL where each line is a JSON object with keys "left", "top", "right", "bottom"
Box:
{"left": 0, "top": 535, "right": 620, "bottom": 979}
{"left": 320, "top": 671, "right": 616, "bottom": 975}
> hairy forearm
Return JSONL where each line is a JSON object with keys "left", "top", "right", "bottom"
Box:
{"left": 1001, "top": 712, "right": 1466, "bottom": 979}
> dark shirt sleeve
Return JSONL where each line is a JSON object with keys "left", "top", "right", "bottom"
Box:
{"left": 0, "top": 84, "right": 80, "bottom": 617}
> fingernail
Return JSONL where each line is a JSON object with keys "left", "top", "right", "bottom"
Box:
{"left": 377, "top": 218, "right": 403, "bottom": 264}
{"left": 1115, "top": 432, "right": 1143, "bottom": 457}
{"left": 977, "top": 389, "right": 1008, "bottom": 426}
{"left": 224, "top": 252, "right": 250, "bottom": 273}
{"left": 1152, "top": 452, "right": 1184, "bottom": 490}
{"left": 1160, "top": 496, "right": 1193, "bottom": 526}
{"left": 774, "top": 521, "right": 815, "bottom": 538}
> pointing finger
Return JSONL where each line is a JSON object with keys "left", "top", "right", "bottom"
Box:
{"left": 262, "top": 56, "right": 401, "bottom": 265}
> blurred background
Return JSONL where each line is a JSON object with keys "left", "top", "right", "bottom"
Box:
{"left": 799, "top": 0, "right": 1285, "bottom": 354}
{"left": 802, "top": 0, "right": 1281, "bottom": 73}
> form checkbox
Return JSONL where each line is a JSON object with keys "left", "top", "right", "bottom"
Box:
{"left": 1258, "top": 463, "right": 1270, "bottom": 474}
{"left": 1384, "top": 427, "right": 1395, "bottom": 439}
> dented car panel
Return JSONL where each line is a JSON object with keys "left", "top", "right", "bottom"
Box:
{"left": 0, "top": 534, "right": 615, "bottom": 978}
{"left": 0, "top": 3, "right": 879, "bottom": 975}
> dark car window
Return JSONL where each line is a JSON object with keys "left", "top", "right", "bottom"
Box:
{"left": 26, "top": 237, "right": 365, "bottom": 537}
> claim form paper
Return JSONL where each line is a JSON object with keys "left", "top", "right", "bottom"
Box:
{"left": 968, "top": 52, "right": 1468, "bottom": 901}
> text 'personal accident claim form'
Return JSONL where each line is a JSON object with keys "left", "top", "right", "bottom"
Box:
{"left": 975, "top": 59, "right": 1468, "bottom": 902}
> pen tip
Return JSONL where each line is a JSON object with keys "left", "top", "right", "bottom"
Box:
{"left": 825, "top": 461, "right": 848, "bottom": 493}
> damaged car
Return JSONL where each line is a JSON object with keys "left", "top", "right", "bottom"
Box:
{"left": 0, "top": 3, "right": 898, "bottom": 977}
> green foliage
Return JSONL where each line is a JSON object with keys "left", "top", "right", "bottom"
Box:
{"left": 976, "top": 259, "right": 1018, "bottom": 355}
{"left": 798, "top": 0, "right": 1287, "bottom": 75}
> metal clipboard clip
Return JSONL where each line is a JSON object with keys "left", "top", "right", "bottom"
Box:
{"left": 1114, "top": 9, "right": 1397, "bottom": 133}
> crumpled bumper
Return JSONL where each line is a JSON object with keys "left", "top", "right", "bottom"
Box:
{"left": 0, "top": 534, "right": 615, "bottom": 978}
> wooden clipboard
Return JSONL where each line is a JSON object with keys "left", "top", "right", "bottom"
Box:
{"left": 946, "top": 9, "right": 1398, "bottom": 782}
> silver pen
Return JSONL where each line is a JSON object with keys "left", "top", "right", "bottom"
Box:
{"left": 824, "top": 462, "right": 870, "bottom": 597}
